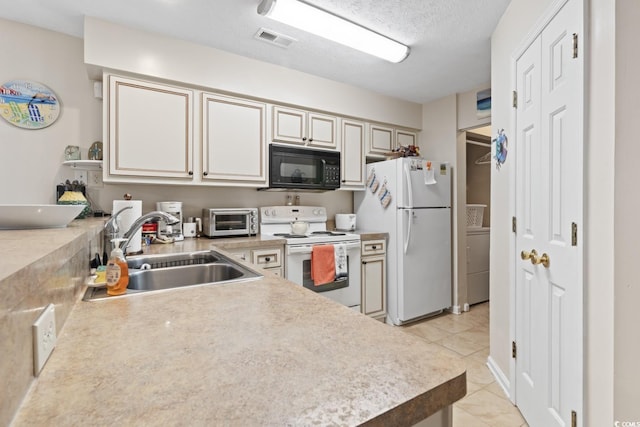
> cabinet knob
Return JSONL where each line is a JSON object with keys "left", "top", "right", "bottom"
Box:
{"left": 203, "top": 171, "right": 209, "bottom": 176}
{"left": 188, "top": 170, "right": 193, "bottom": 176}
{"left": 341, "top": 180, "right": 346, "bottom": 183}
{"left": 362, "top": 261, "right": 367, "bottom": 265}
{"left": 308, "top": 138, "right": 313, "bottom": 142}
{"left": 372, "top": 246, "right": 377, "bottom": 250}
{"left": 265, "top": 257, "right": 271, "bottom": 262}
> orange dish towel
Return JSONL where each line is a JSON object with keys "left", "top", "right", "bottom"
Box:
{"left": 311, "top": 244, "right": 335, "bottom": 286}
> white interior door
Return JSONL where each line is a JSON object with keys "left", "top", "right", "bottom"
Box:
{"left": 514, "top": 0, "right": 583, "bottom": 425}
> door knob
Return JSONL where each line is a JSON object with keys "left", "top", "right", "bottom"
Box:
{"left": 520, "top": 249, "right": 537, "bottom": 261}
{"left": 531, "top": 252, "right": 550, "bottom": 268}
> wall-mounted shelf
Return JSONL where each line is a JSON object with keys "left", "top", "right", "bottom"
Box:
{"left": 62, "top": 160, "right": 103, "bottom": 170}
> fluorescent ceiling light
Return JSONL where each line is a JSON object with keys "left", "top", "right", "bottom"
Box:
{"left": 257, "top": 0, "right": 410, "bottom": 63}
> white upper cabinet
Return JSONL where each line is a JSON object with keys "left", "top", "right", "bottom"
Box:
{"left": 367, "top": 123, "right": 395, "bottom": 156}
{"left": 340, "top": 118, "right": 366, "bottom": 189}
{"left": 107, "top": 75, "right": 193, "bottom": 180}
{"left": 367, "top": 123, "right": 420, "bottom": 158}
{"left": 272, "top": 105, "right": 337, "bottom": 149}
{"left": 202, "top": 93, "right": 267, "bottom": 186}
{"left": 396, "top": 129, "right": 418, "bottom": 149}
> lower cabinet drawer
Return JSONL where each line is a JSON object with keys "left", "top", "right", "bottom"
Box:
{"left": 251, "top": 248, "right": 282, "bottom": 269}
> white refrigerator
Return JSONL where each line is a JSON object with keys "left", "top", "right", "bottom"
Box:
{"left": 354, "top": 157, "right": 452, "bottom": 325}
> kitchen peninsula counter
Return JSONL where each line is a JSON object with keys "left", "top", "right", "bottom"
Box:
{"left": 11, "top": 231, "right": 466, "bottom": 426}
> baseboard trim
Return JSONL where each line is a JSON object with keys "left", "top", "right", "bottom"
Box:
{"left": 486, "top": 355, "right": 512, "bottom": 403}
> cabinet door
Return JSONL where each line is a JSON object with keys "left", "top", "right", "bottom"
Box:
{"left": 368, "top": 123, "right": 394, "bottom": 155}
{"left": 396, "top": 129, "right": 418, "bottom": 148}
{"left": 307, "top": 112, "right": 337, "bottom": 149}
{"left": 108, "top": 75, "right": 193, "bottom": 179}
{"left": 362, "top": 255, "right": 386, "bottom": 317}
{"left": 202, "top": 93, "right": 266, "bottom": 185}
{"left": 340, "top": 119, "right": 365, "bottom": 188}
{"left": 272, "top": 106, "right": 306, "bottom": 144}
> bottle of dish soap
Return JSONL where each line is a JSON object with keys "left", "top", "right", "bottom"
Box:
{"left": 106, "top": 242, "right": 129, "bottom": 296}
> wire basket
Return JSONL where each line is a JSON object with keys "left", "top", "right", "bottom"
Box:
{"left": 466, "top": 204, "right": 486, "bottom": 228}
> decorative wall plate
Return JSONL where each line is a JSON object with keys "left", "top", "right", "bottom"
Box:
{"left": 0, "top": 80, "right": 60, "bottom": 129}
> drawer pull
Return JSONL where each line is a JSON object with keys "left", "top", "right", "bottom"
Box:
{"left": 371, "top": 245, "right": 377, "bottom": 250}
{"left": 264, "top": 257, "right": 271, "bottom": 262}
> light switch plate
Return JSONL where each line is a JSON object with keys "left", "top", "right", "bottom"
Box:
{"left": 33, "top": 304, "right": 57, "bottom": 376}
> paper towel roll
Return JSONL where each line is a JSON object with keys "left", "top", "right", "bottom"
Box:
{"left": 112, "top": 199, "right": 142, "bottom": 255}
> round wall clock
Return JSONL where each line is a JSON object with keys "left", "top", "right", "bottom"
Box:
{"left": 0, "top": 79, "right": 60, "bottom": 129}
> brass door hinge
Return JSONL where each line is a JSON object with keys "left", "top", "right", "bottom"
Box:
{"left": 572, "top": 222, "right": 578, "bottom": 246}
{"left": 571, "top": 410, "right": 577, "bottom": 427}
{"left": 512, "top": 90, "right": 518, "bottom": 108}
{"left": 512, "top": 341, "right": 517, "bottom": 358}
{"left": 572, "top": 33, "right": 578, "bottom": 58}
{"left": 512, "top": 217, "right": 517, "bottom": 233}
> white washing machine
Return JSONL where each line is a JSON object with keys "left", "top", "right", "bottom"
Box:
{"left": 467, "top": 227, "right": 490, "bottom": 305}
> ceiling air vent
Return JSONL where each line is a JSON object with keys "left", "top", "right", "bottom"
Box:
{"left": 254, "top": 28, "right": 296, "bottom": 48}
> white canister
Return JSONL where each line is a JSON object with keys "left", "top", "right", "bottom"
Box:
{"left": 335, "top": 214, "right": 356, "bottom": 231}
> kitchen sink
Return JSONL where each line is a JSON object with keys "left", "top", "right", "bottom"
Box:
{"left": 83, "top": 250, "right": 262, "bottom": 301}
{"left": 126, "top": 250, "right": 221, "bottom": 269}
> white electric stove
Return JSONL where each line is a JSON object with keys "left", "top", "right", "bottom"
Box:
{"left": 260, "top": 206, "right": 361, "bottom": 310}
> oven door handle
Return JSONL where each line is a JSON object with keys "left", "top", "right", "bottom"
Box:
{"left": 287, "top": 241, "right": 360, "bottom": 255}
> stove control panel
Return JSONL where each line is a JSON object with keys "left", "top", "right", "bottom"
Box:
{"left": 260, "top": 206, "right": 327, "bottom": 223}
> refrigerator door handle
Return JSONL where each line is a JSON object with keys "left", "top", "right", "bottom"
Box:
{"left": 403, "top": 163, "right": 413, "bottom": 208}
{"left": 404, "top": 209, "right": 412, "bottom": 254}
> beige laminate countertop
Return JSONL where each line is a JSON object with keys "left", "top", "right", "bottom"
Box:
{"left": 11, "top": 227, "right": 465, "bottom": 426}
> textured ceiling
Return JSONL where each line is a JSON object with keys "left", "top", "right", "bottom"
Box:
{"left": 0, "top": 0, "right": 511, "bottom": 104}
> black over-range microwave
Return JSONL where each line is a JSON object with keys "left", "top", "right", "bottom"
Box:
{"left": 267, "top": 144, "right": 341, "bottom": 191}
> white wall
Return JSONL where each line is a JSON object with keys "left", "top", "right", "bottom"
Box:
{"left": 421, "top": 95, "right": 467, "bottom": 310}
{"left": 1, "top": 16, "right": 426, "bottom": 221}
{"left": 456, "top": 84, "right": 491, "bottom": 131}
{"left": 586, "top": 0, "right": 615, "bottom": 424}
{"left": 614, "top": 0, "right": 640, "bottom": 420}
{"left": 84, "top": 17, "right": 422, "bottom": 129}
{"left": 0, "top": 18, "right": 102, "bottom": 204}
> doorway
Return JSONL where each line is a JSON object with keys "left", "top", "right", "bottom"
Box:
{"left": 466, "top": 127, "right": 491, "bottom": 307}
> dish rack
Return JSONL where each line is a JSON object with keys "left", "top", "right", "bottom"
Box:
{"left": 466, "top": 204, "right": 486, "bottom": 228}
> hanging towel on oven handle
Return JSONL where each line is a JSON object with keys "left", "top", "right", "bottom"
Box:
{"left": 311, "top": 244, "right": 336, "bottom": 286}
{"left": 334, "top": 243, "right": 347, "bottom": 279}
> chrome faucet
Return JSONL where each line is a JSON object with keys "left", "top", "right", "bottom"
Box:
{"left": 103, "top": 206, "right": 133, "bottom": 258}
{"left": 119, "top": 211, "right": 181, "bottom": 253}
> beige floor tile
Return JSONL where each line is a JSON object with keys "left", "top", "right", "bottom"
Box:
{"left": 465, "top": 378, "right": 484, "bottom": 395}
{"left": 484, "top": 381, "right": 510, "bottom": 401}
{"left": 466, "top": 347, "right": 490, "bottom": 365}
{"left": 453, "top": 405, "right": 492, "bottom": 427}
{"left": 464, "top": 357, "right": 495, "bottom": 386}
{"left": 401, "top": 321, "right": 451, "bottom": 342}
{"left": 456, "top": 389, "right": 525, "bottom": 427}
{"left": 426, "top": 314, "right": 479, "bottom": 334}
{"left": 437, "top": 331, "right": 488, "bottom": 356}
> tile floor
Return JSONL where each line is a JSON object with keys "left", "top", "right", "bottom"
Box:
{"left": 401, "top": 302, "right": 529, "bottom": 427}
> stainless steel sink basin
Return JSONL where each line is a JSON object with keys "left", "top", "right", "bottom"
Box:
{"left": 127, "top": 263, "right": 246, "bottom": 291}
{"left": 83, "top": 250, "right": 262, "bottom": 301}
{"left": 126, "top": 250, "right": 221, "bottom": 269}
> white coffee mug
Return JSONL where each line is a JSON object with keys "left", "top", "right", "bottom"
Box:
{"left": 183, "top": 222, "right": 197, "bottom": 238}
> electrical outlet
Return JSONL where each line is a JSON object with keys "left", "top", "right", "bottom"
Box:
{"left": 33, "top": 304, "right": 57, "bottom": 376}
{"left": 74, "top": 170, "right": 87, "bottom": 185}
{"left": 88, "top": 170, "right": 103, "bottom": 188}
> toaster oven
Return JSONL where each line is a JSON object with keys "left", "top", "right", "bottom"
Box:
{"left": 202, "top": 208, "right": 258, "bottom": 238}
